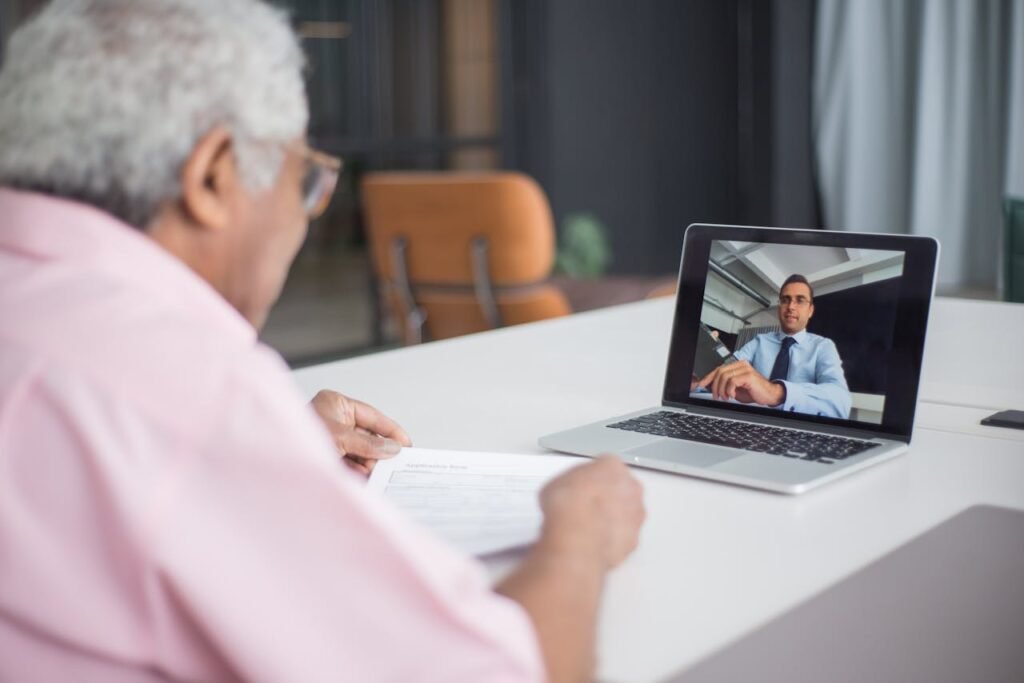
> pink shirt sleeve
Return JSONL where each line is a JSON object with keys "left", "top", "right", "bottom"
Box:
{"left": 142, "top": 347, "right": 545, "bottom": 683}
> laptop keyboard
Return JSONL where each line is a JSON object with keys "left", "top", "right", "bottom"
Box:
{"left": 608, "top": 411, "right": 880, "bottom": 464}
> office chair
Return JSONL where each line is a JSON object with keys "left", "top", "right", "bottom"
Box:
{"left": 362, "top": 172, "right": 572, "bottom": 344}
{"left": 645, "top": 281, "right": 678, "bottom": 299}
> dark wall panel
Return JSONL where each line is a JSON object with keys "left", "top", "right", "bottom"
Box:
{"left": 541, "top": 0, "right": 740, "bottom": 275}
{"left": 503, "top": 0, "right": 820, "bottom": 275}
{"left": 809, "top": 277, "right": 901, "bottom": 394}
{"left": 769, "top": 0, "right": 820, "bottom": 228}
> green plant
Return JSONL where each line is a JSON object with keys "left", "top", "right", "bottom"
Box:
{"left": 554, "top": 212, "right": 612, "bottom": 278}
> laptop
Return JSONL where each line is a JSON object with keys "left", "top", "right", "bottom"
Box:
{"left": 540, "top": 224, "right": 939, "bottom": 494}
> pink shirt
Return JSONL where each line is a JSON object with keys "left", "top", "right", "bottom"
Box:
{"left": 0, "top": 189, "right": 543, "bottom": 682}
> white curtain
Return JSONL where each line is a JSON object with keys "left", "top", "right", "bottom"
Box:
{"left": 814, "top": 0, "right": 1024, "bottom": 292}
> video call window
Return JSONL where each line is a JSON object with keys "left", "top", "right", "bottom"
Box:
{"left": 690, "top": 240, "right": 906, "bottom": 425}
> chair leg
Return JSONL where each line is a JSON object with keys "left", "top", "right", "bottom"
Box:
{"left": 390, "top": 237, "right": 427, "bottom": 344}
{"left": 470, "top": 236, "right": 503, "bottom": 329}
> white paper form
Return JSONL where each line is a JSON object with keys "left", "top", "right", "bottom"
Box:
{"left": 367, "top": 447, "right": 585, "bottom": 556}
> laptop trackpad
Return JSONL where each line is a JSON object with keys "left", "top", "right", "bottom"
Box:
{"left": 626, "top": 439, "right": 740, "bottom": 468}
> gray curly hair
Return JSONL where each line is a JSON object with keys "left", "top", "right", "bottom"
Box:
{"left": 0, "top": 0, "right": 308, "bottom": 228}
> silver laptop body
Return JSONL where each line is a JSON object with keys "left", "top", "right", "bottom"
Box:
{"left": 540, "top": 406, "right": 909, "bottom": 494}
{"left": 540, "top": 224, "right": 939, "bottom": 495}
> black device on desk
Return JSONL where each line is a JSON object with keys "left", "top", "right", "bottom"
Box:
{"left": 691, "top": 323, "right": 737, "bottom": 379}
{"left": 981, "top": 409, "right": 1024, "bottom": 430}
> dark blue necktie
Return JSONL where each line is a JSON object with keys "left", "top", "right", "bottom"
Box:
{"left": 769, "top": 336, "right": 796, "bottom": 381}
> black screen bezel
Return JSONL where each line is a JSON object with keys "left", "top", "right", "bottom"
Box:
{"left": 662, "top": 224, "right": 938, "bottom": 440}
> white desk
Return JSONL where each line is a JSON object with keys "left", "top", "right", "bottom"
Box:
{"left": 292, "top": 297, "right": 1024, "bottom": 683}
{"left": 919, "top": 296, "right": 1024, "bottom": 410}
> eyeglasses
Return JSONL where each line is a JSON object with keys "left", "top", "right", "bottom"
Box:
{"left": 292, "top": 143, "right": 343, "bottom": 219}
{"left": 778, "top": 295, "right": 812, "bottom": 306}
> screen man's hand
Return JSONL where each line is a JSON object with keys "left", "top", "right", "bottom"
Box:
{"left": 697, "top": 360, "right": 785, "bottom": 407}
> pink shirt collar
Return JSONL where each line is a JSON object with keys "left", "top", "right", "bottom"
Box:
{"left": 0, "top": 187, "right": 256, "bottom": 345}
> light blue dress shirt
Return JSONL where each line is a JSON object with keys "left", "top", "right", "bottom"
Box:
{"left": 733, "top": 329, "right": 852, "bottom": 419}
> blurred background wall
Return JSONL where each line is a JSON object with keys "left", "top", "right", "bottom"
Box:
{"left": 1, "top": 0, "right": 1019, "bottom": 364}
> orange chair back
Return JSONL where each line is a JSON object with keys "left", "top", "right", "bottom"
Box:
{"left": 362, "top": 172, "right": 571, "bottom": 343}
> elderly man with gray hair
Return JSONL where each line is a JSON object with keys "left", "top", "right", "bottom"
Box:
{"left": 0, "top": 2, "right": 644, "bottom": 682}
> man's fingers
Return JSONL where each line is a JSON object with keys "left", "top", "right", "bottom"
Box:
{"left": 710, "top": 366, "right": 731, "bottom": 400}
{"left": 713, "top": 364, "right": 746, "bottom": 400}
{"left": 697, "top": 367, "right": 719, "bottom": 389}
{"left": 592, "top": 453, "right": 628, "bottom": 473}
{"left": 714, "top": 374, "right": 728, "bottom": 401}
{"left": 725, "top": 375, "right": 741, "bottom": 400}
{"left": 351, "top": 400, "right": 413, "bottom": 447}
{"left": 343, "top": 455, "right": 373, "bottom": 477}
{"left": 337, "top": 428, "right": 403, "bottom": 461}
{"left": 707, "top": 363, "right": 741, "bottom": 399}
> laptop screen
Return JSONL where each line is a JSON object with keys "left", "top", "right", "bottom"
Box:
{"left": 664, "top": 225, "right": 938, "bottom": 440}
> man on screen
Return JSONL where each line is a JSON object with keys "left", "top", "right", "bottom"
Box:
{"left": 697, "top": 274, "right": 852, "bottom": 419}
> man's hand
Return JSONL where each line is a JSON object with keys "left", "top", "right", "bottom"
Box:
{"left": 496, "top": 456, "right": 644, "bottom": 683}
{"left": 697, "top": 360, "right": 785, "bottom": 407}
{"left": 310, "top": 390, "right": 412, "bottom": 477}
{"left": 537, "top": 456, "right": 645, "bottom": 570}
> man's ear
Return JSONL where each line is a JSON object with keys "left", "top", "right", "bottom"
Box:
{"left": 180, "top": 126, "right": 238, "bottom": 232}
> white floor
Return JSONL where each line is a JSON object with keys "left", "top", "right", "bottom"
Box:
{"left": 260, "top": 247, "right": 377, "bottom": 365}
